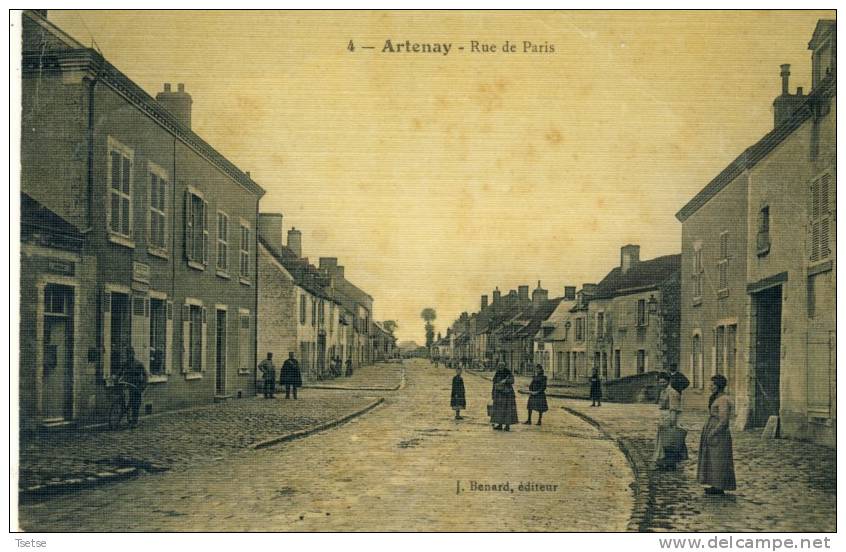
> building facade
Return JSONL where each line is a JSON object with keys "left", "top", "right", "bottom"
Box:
{"left": 21, "top": 11, "right": 265, "bottom": 429}
{"left": 676, "top": 20, "right": 835, "bottom": 446}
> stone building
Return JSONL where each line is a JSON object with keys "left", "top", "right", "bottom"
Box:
{"left": 532, "top": 286, "right": 577, "bottom": 380}
{"left": 319, "top": 258, "right": 374, "bottom": 370}
{"left": 587, "top": 246, "right": 681, "bottom": 380}
{"left": 257, "top": 215, "right": 346, "bottom": 382}
{"left": 20, "top": 11, "right": 264, "bottom": 430}
{"left": 676, "top": 20, "right": 835, "bottom": 446}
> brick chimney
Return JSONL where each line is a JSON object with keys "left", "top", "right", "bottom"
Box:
{"left": 492, "top": 287, "right": 501, "bottom": 304}
{"left": 621, "top": 244, "right": 640, "bottom": 274}
{"left": 287, "top": 227, "right": 302, "bottom": 258}
{"left": 319, "top": 257, "right": 345, "bottom": 280}
{"left": 156, "top": 83, "right": 193, "bottom": 129}
{"left": 257, "top": 213, "right": 284, "bottom": 251}
{"left": 518, "top": 285, "right": 530, "bottom": 304}
{"left": 772, "top": 64, "right": 807, "bottom": 127}
{"left": 564, "top": 286, "right": 576, "bottom": 301}
{"left": 532, "top": 281, "right": 548, "bottom": 308}
{"left": 481, "top": 295, "right": 488, "bottom": 310}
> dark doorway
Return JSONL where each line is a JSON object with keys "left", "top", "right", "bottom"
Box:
{"left": 752, "top": 285, "right": 782, "bottom": 427}
{"left": 110, "top": 292, "right": 130, "bottom": 378}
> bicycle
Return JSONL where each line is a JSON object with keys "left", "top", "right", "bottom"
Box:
{"left": 107, "top": 378, "right": 142, "bottom": 430}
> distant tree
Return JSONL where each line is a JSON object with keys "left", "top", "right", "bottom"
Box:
{"left": 421, "top": 308, "right": 437, "bottom": 349}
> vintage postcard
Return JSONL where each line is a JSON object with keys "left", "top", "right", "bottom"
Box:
{"left": 12, "top": 8, "right": 837, "bottom": 537}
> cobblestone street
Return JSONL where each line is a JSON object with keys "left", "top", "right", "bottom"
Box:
{"left": 560, "top": 400, "right": 837, "bottom": 532}
{"left": 18, "top": 359, "right": 633, "bottom": 532}
{"left": 17, "top": 363, "right": 404, "bottom": 494}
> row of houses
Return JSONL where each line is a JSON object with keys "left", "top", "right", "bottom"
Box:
{"left": 439, "top": 20, "right": 836, "bottom": 447}
{"left": 19, "top": 10, "right": 394, "bottom": 432}
{"left": 436, "top": 244, "right": 680, "bottom": 386}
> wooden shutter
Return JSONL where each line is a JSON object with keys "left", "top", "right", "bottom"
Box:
{"left": 102, "top": 291, "right": 112, "bottom": 381}
{"left": 182, "top": 304, "right": 191, "bottom": 373}
{"left": 131, "top": 295, "right": 150, "bottom": 370}
{"left": 202, "top": 199, "right": 209, "bottom": 265}
{"left": 165, "top": 301, "right": 174, "bottom": 375}
{"left": 201, "top": 307, "right": 208, "bottom": 371}
{"left": 184, "top": 190, "right": 193, "bottom": 261}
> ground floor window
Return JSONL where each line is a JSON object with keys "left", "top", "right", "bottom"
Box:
{"left": 692, "top": 334, "right": 703, "bottom": 388}
{"left": 149, "top": 299, "right": 167, "bottom": 375}
{"left": 614, "top": 349, "right": 621, "bottom": 379}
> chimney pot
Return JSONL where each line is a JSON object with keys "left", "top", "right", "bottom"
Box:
{"left": 164, "top": 83, "right": 172, "bottom": 92}
{"left": 780, "top": 63, "right": 791, "bottom": 95}
{"left": 178, "top": 83, "right": 185, "bottom": 92}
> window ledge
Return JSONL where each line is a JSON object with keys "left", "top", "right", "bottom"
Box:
{"left": 108, "top": 233, "right": 135, "bottom": 249}
{"left": 148, "top": 248, "right": 169, "bottom": 260}
{"left": 216, "top": 269, "right": 231, "bottom": 280}
{"left": 187, "top": 260, "right": 206, "bottom": 271}
{"left": 238, "top": 369, "right": 251, "bottom": 376}
{"left": 239, "top": 277, "right": 252, "bottom": 286}
{"left": 808, "top": 259, "right": 833, "bottom": 276}
{"left": 716, "top": 289, "right": 730, "bottom": 299}
{"left": 148, "top": 375, "right": 168, "bottom": 384}
{"left": 184, "top": 372, "right": 203, "bottom": 380}
{"left": 692, "top": 296, "right": 702, "bottom": 307}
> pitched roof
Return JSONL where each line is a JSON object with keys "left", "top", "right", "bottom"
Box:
{"left": 259, "top": 236, "right": 332, "bottom": 300}
{"left": 501, "top": 297, "right": 565, "bottom": 341}
{"left": 21, "top": 193, "right": 84, "bottom": 251}
{"left": 593, "top": 254, "right": 680, "bottom": 299}
{"left": 676, "top": 74, "right": 835, "bottom": 222}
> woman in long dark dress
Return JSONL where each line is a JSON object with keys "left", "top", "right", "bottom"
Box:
{"left": 490, "top": 362, "right": 518, "bottom": 431}
{"left": 451, "top": 366, "right": 466, "bottom": 420}
{"left": 589, "top": 368, "right": 602, "bottom": 406}
{"left": 524, "top": 364, "right": 549, "bottom": 425}
{"left": 697, "top": 374, "right": 737, "bottom": 495}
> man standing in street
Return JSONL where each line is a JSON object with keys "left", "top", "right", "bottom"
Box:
{"left": 121, "top": 347, "right": 148, "bottom": 427}
{"left": 280, "top": 351, "right": 303, "bottom": 399}
{"left": 258, "top": 352, "right": 276, "bottom": 399}
{"left": 345, "top": 356, "right": 353, "bottom": 377}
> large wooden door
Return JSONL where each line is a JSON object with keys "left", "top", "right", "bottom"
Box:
{"left": 42, "top": 285, "right": 74, "bottom": 422}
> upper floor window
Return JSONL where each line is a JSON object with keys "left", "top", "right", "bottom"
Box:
{"left": 239, "top": 222, "right": 251, "bottom": 280}
{"left": 311, "top": 297, "right": 317, "bottom": 327}
{"left": 692, "top": 243, "right": 704, "bottom": 300}
{"left": 217, "top": 212, "right": 229, "bottom": 272}
{"left": 108, "top": 138, "right": 134, "bottom": 239}
{"left": 574, "top": 317, "right": 584, "bottom": 341}
{"left": 184, "top": 188, "right": 208, "bottom": 267}
{"left": 810, "top": 172, "right": 833, "bottom": 262}
{"left": 636, "top": 299, "right": 647, "bottom": 326}
{"left": 718, "top": 231, "right": 730, "bottom": 293}
{"left": 148, "top": 165, "right": 168, "bottom": 253}
{"left": 757, "top": 205, "right": 770, "bottom": 256}
{"left": 596, "top": 311, "right": 605, "bottom": 339}
{"left": 299, "top": 294, "right": 307, "bottom": 325}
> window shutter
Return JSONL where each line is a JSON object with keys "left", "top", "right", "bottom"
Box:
{"left": 102, "top": 291, "right": 112, "bottom": 381}
{"left": 201, "top": 307, "right": 208, "bottom": 371}
{"left": 182, "top": 304, "right": 191, "bottom": 373}
{"left": 184, "top": 190, "right": 192, "bottom": 261}
{"left": 165, "top": 301, "right": 173, "bottom": 374}
{"left": 202, "top": 199, "right": 209, "bottom": 265}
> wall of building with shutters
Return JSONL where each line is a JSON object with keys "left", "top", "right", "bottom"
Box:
{"left": 746, "top": 96, "right": 835, "bottom": 446}
{"left": 85, "top": 79, "right": 259, "bottom": 415}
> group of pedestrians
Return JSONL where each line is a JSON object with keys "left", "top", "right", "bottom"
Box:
{"left": 651, "top": 366, "right": 737, "bottom": 496}
{"left": 258, "top": 352, "right": 303, "bottom": 399}
{"left": 448, "top": 361, "right": 549, "bottom": 430}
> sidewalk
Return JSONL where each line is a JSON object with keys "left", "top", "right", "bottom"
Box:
{"left": 560, "top": 400, "right": 836, "bottom": 532}
{"left": 303, "top": 361, "right": 404, "bottom": 390}
{"left": 18, "top": 388, "right": 383, "bottom": 499}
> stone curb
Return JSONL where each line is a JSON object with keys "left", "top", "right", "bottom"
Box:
{"left": 19, "top": 466, "right": 141, "bottom": 502}
{"left": 561, "top": 406, "right": 653, "bottom": 532}
{"left": 251, "top": 397, "right": 385, "bottom": 450}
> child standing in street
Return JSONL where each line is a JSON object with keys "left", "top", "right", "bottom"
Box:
{"left": 451, "top": 366, "right": 466, "bottom": 420}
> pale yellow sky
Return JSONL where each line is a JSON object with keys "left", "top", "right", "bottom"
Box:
{"left": 50, "top": 10, "right": 834, "bottom": 344}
